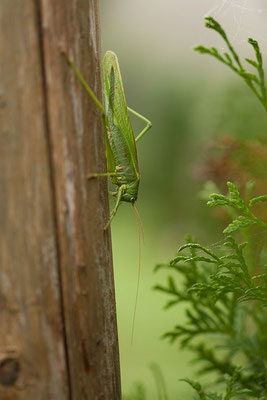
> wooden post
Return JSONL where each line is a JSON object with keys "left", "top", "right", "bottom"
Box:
{"left": 0, "top": 1, "right": 121, "bottom": 399}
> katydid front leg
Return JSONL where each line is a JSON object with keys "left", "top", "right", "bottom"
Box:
{"left": 104, "top": 184, "right": 127, "bottom": 230}
{"left": 87, "top": 172, "right": 116, "bottom": 179}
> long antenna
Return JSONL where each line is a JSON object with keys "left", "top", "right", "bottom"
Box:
{"left": 134, "top": 202, "right": 144, "bottom": 243}
{"left": 131, "top": 204, "right": 142, "bottom": 345}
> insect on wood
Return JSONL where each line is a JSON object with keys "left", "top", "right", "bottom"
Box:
{"left": 64, "top": 51, "right": 152, "bottom": 230}
{"left": 64, "top": 51, "right": 152, "bottom": 343}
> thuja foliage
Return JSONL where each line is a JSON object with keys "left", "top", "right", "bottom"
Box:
{"left": 124, "top": 17, "right": 267, "bottom": 400}
{"left": 195, "top": 17, "right": 267, "bottom": 112}
{"left": 154, "top": 19, "right": 267, "bottom": 399}
{"left": 155, "top": 182, "right": 267, "bottom": 399}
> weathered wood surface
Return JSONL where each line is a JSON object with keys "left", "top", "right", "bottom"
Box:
{"left": 0, "top": 0, "right": 121, "bottom": 399}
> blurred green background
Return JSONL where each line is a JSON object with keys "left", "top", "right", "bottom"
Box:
{"left": 99, "top": 1, "right": 267, "bottom": 398}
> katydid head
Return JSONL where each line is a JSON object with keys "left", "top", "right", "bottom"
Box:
{"left": 121, "top": 179, "right": 139, "bottom": 203}
{"left": 121, "top": 193, "right": 137, "bottom": 203}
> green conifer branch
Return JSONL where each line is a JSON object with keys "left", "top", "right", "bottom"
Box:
{"left": 155, "top": 182, "right": 267, "bottom": 398}
{"left": 195, "top": 17, "right": 267, "bottom": 111}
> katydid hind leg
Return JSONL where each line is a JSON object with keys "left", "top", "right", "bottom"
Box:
{"left": 127, "top": 106, "right": 152, "bottom": 142}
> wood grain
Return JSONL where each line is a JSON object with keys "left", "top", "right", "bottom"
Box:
{"left": 0, "top": 1, "right": 69, "bottom": 398}
{"left": 0, "top": 0, "right": 121, "bottom": 398}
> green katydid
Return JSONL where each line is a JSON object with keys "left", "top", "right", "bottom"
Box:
{"left": 65, "top": 50, "right": 152, "bottom": 342}
{"left": 65, "top": 51, "right": 152, "bottom": 230}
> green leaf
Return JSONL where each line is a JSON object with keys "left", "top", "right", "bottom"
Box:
{"left": 181, "top": 379, "right": 208, "bottom": 400}
{"left": 245, "top": 58, "right": 258, "bottom": 69}
{"left": 195, "top": 17, "right": 267, "bottom": 111}
{"left": 178, "top": 243, "right": 220, "bottom": 260}
{"left": 249, "top": 195, "right": 267, "bottom": 207}
{"left": 223, "top": 216, "right": 256, "bottom": 233}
